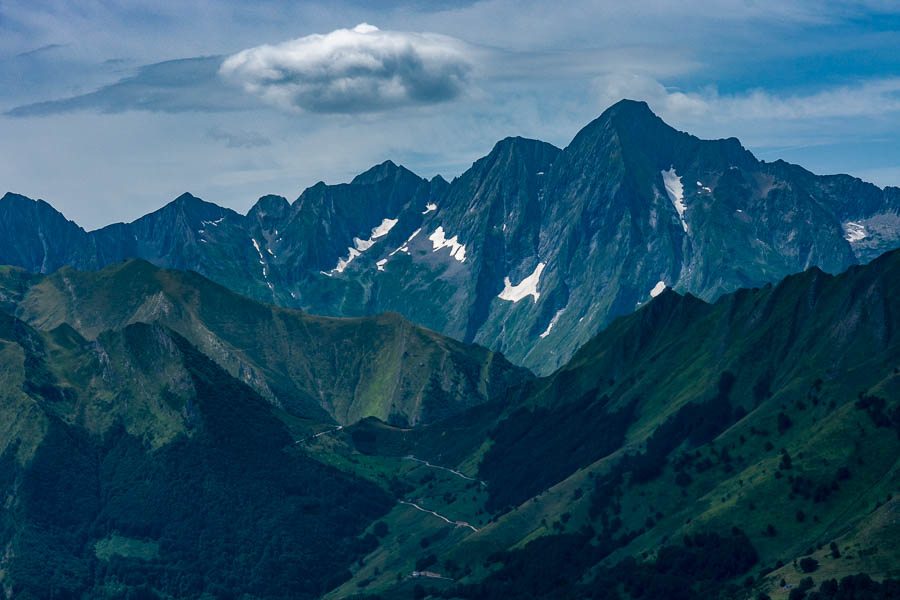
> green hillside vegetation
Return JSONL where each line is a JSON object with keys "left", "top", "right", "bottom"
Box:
{"left": 0, "top": 312, "right": 396, "bottom": 599}
{"left": 3, "top": 259, "right": 529, "bottom": 426}
{"left": 312, "top": 250, "right": 900, "bottom": 599}
{"left": 0, "top": 261, "right": 530, "bottom": 599}
{"left": 1, "top": 249, "right": 900, "bottom": 599}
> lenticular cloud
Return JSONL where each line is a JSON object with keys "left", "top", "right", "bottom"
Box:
{"left": 219, "top": 23, "right": 472, "bottom": 113}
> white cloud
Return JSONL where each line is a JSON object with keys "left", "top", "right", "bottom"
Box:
{"left": 593, "top": 72, "right": 900, "bottom": 125}
{"left": 219, "top": 23, "right": 473, "bottom": 113}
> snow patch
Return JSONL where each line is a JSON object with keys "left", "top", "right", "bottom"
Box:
{"left": 324, "top": 248, "right": 360, "bottom": 275}
{"left": 650, "top": 280, "right": 666, "bottom": 298}
{"left": 251, "top": 238, "right": 275, "bottom": 291}
{"left": 261, "top": 267, "right": 274, "bottom": 291}
{"left": 252, "top": 239, "right": 265, "bottom": 264}
{"left": 539, "top": 308, "right": 565, "bottom": 339}
{"left": 390, "top": 228, "right": 422, "bottom": 256}
{"left": 422, "top": 203, "right": 437, "bottom": 215}
{"left": 428, "top": 226, "right": 466, "bottom": 262}
{"left": 843, "top": 221, "right": 868, "bottom": 243}
{"left": 370, "top": 217, "right": 398, "bottom": 239}
{"left": 661, "top": 167, "right": 687, "bottom": 232}
{"left": 201, "top": 217, "right": 225, "bottom": 227}
{"left": 376, "top": 258, "right": 388, "bottom": 271}
{"left": 354, "top": 237, "right": 376, "bottom": 252}
{"left": 325, "top": 217, "right": 398, "bottom": 274}
{"left": 498, "top": 262, "right": 545, "bottom": 303}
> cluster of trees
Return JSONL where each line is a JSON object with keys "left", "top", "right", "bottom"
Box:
{"left": 622, "top": 371, "right": 742, "bottom": 485}
{"left": 776, "top": 574, "right": 900, "bottom": 600}
{"left": 587, "top": 371, "right": 743, "bottom": 521}
{"left": 447, "top": 527, "right": 758, "bottom": 600}
{"left": 855, "top": 393, "right": 900, "bottom": 437}
{"left": 3, "top": 337, "right": 393, "bottom": 600}
{"left": 478, "top": 389, "right": 637, "bottom": 512}
{"left": 785, "top": 470, "right": 846, "bottom": 504}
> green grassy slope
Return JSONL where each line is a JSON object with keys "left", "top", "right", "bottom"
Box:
{"left": 5, "top": 259, "right": 530, "bottom": 426}
{"left": 0, "top": 313, "right": 395, "bottom": 600}
{"left": 2, "top": 248, "right": 899, "bottom": 599}
{"left": 321, "top": 250, "right": 900, "bottom": 599}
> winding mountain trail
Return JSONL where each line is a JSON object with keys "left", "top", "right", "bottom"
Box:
{"left": 294, "top": 425, "right": 343, "bottom": 444}
{"left": 405, "top": 455, "right": 487, "bottom": 487}
{"left": 399, "top": 501, "right": 479, "bottom": 533}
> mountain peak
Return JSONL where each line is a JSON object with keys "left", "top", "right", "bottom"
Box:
{"left": 566, "top": 98, "right": 756, "bottom": 175}
{"left": 248, "top": 194, "right": 290, "bottom": 219}
{"left": 1, "top": 191, "right": 35, "bottom": 204}
{"left": 599, "top": 98, "right": 670, "bottom": 136}
{"left": 162, "top": 192, "right": 229, "bottom": 215}
{"left": 0, "top": 192, "right": 63, "bottom": 213}
{"left": 564, "top": 98, "right": 674, "bottom": 160}
{"left": 569, "top": 99, "right": 662, "bottom": 137}
{"left": 171, "top": 192, "right": 204, "bottom": 205}
{"left": 488, "top": 136, "right": 561, "bottom": 158}
{"left": 602, "top": 98, "right": 656, "bottom": 119}
{"left": 466, "top": 136, "right": 560, "bottom": 182}
{"left": 350, "top": 159, "right": 404, "bottom": 185}
{"left": 135, "top": 192, "right": 233, "bottom": 227}
{"left": 0, "top": 191, "right": 78, "bottom": 224}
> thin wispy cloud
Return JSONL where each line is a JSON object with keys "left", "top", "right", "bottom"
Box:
{"left": 14, "top": 43, "right": 66, "bottom": 58}
{"left": 1, "top": 1, "right": 899, "bottom": 228}
{"left": 5, "top": 56, "right": 254, "bottom": 117}
{"left": 593, "top": 73, "right": 900, "bottom": 124}
{"left": 219, "top": 23, "right": 473, "bottom": 113}
{"left": 207, "top": 126, "right": 272, "bottom": 149}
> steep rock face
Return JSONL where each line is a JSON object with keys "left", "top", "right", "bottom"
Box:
{"left": 0, "top": 193, "right": 100, "bottom": 273}
{"left": 472, "top": 101, "right": 864, "bottom": 370}
{"left": 2, "top": 101, "right": 899, "bottom": 374}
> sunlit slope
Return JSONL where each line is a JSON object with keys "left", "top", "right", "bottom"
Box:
{"left": 6, "top": 259, "right": 530, "bottom": 426}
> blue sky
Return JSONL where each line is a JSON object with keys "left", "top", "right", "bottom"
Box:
{"left": 1, "top": 0, "right": 899, "bottom": 229}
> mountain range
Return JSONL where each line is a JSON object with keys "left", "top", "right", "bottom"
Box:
{"left": 2, "top": 99, "right": 900, "bottom": 600}
{"left": 0, "top": 260, "right": 526, "bottom": 428}
{"left": 1, "top": 237, "right": 899, "bottom": 600}
{"left": 4, "top": 100, "right": 899, "bottom": 374}
{"left": 333, "top": 245, "right": 900, "bottom": 600}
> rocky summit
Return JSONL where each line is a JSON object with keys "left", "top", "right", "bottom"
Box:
{"left": 3, "top": 100, "right": 899, "bottom": 375}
